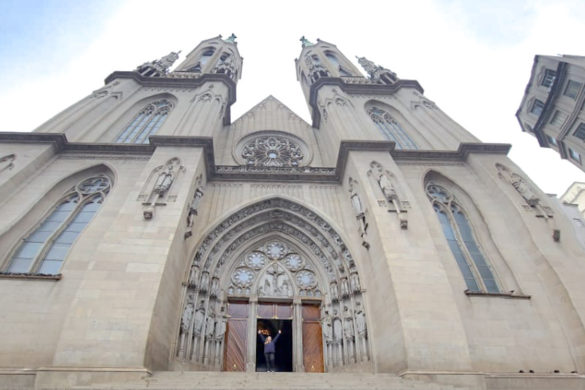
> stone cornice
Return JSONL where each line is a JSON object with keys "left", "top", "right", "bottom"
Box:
{"left": 0, "top": 133, "right": 510, "bottom": 183}
{"left": 104, "top": 71, "right": 237, "bottom": 125}
{"left": 308, "top": 77, "right": 424, "bottom": 127}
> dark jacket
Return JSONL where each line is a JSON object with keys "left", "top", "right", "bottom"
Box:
{"left": 259, "top": 333, "right": 280, "bottom": 354}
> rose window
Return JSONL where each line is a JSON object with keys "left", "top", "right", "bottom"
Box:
{"left": 266, "top": 242, "right": 287, "bottom": 259}
{"left": 240, "top": 135, "right": 305, "bottom": 167}
{"left": 246, "top": 252, "right": 267, "bottom": 269}
{"left": 296, "top": 270, "right": 317, "bottom": 289}
{"left": 284, "top": 254, "right": 304, "bottom": 271}
{"left": 232, "top": 268, "right": 255, "bottom": 288}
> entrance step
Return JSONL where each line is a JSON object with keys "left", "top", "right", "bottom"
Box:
{"left": 72, "top": 371, "right": 470, "bottom": 390}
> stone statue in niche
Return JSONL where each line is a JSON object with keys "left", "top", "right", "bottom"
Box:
{"left": 142, "top": 158, "right": 185, "bottom": 220}
{"left": 350, "top": 271, "right": 361, "bottom": 293}
{"left": 193, "top": 303, "right": 206, "bottom": 336}
{"left": 343, "top": 306, "right": 356, "bottom": 364}
{"left": 333, "top": 312, "right": 343, "bottom": 343}
{"left": 369, "top": 161, "right": 408, "bottom": 229}
{"left": 496, "top": 163, "right": 552, "bottom": 219}
{"left": 340, "top": 277, "right": 350, "bottom": 298}
{"left": 185, "top": 175, "right": 204, "bottom": 239}
{"left": 354, "top": 302, "right": 369, "bottom": 362}
{"left": 188, "top": 265, "right": 200, "bottom": 288}
{"left": 200, "top": 271, "right": 210, "bottom": 292}
{"left": 178, "top": 293, "right": 195, "bottom": 358}
{"left": 330, "top": 281, "right": 339, "bottom": 302}
{"left": 210, "top": 277, "right": 220, "bottom": 297}
{"left": 348, "top": 177, "right": 370, "bottom": 249}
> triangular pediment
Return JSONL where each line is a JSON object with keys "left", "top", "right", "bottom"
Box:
{"left": 230, "top": 95, "right": 312, "bottom": 131}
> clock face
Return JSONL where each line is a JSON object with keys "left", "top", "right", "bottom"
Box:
{"left": 284, "top": 254, "right": 303, "bottom": 271}
{"left": 296, "top": 270, "right": 317, "bottom": 289}
{"left": 266, "top": 242, "right": 286, "bottom": 260}
{"left": 232, "top": 268, "right": 255, "bottom": 288}
{"left": 246, "top": 252, "right": 267, "bottom": 269}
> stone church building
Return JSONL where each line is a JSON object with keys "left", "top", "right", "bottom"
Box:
{"left": 1, "top": 35, "right": 585, "bottom": 390}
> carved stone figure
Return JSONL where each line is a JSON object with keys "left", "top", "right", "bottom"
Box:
{"left": 343, "top": 310, "right": 354, "bottom": 340}
{"left": 181, "top": 296, "right": 194, "bottom": 332}
{"left": 143, "top": 158, "right": 183, "bottom": 220}
{"left": 322, "top": 314, "right": 333, "bottom": 343}
{"left": 186, "top": 187, "right": 204, "bottom": 236}
{"left": 511, "top": 173, "right": 540, "bottom": 206}
{"left": 210, "top": 277, "right": 220, "bottom": 297}
{"left": 300, "top": 36, "right": 314, "bottom": 47}
{"left": 193, "top": 305, "right": 205, "bottom": 336}
{"left": 333, "top": 314, "right": 343, "bottom": 343}
{"left": 370, "top": 161, "right": 408, "bottom": 229}
{"left": 205, "top": 314, "right": 215, "bottom": 338}
{"left": 188, "top": 265, "right": 199, "bottom": 288}
{"left": 200, "top": 272, "right": 210, "bottom": 292}
{"left": 330, "top": 281, "right": 339, "bottom": 301}
{"left": 348, "top": 177, "right": 368, "bottom": 245}
{"left": 355, "top": 303, "right": 366, "bottom": 336}
{"left": 340, "top": 277, "right": 350, "bottom": 298}
{"left": 214, "top": 316, "right": 227, "bottom": 340}
{"left": 350, "top": 272, "right": 361, "bottom": 293}
{"left": 258, "top": 264, "right": 292, "bottom": 297}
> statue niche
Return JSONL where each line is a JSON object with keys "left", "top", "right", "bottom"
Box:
{"left": 139, "top": 157, "right": 185, "bottom": 220}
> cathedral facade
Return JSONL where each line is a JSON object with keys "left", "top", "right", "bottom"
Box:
{"left": 1, "top": 35, "right": 585, "bottom": 390}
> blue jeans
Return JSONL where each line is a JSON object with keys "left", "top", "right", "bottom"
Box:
{"left": 264, "top": 352, "right": 275, "bottom": 371}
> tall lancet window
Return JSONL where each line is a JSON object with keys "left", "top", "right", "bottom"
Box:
{"left": 5, "top": 176, "right": 111, "bottom": 275}
{"left": 426, "top": 183, "right": 499, "bottom": 293}
{"left": 116, "top": 99, "right": 173, "bottom": 144}
{"left": 367, "top": 106, "right": 417, "bottom": 149}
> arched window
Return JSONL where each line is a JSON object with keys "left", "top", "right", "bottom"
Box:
{"left": 367, "top": 106, "right": 417, "bottom": 149}
{"left": 116, "top": 99, "right": 173, "bottom": 144}
{"left": 4, "top": 176, "right": 111, "bottom": 275}
{"left": 426, "top": 183, "right": 499, "bottom": 293}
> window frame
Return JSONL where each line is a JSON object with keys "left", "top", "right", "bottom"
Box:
{"left": 530, "top": 99, "right": 545, "bottom": 116}
{"left": 573, "top": 123, "right": 585, "bottom": 141}
{"left": 116, "top": 99, "right": 173, "bottom": 144}
{"left": 569, "top": 147, "right": 582, "bottom": 163}
{"left": 2, "top": 176, "right": 111, "bottom": 275}
{"left": 563, "top": 80, "right": 582, "bottom": 100}
{"left": 426, "top": 183, "right": 500, "bottom": 294}
{"left": 541, "top": 69, "right": 556, "bottom": 88}
{"left": 367, "top": 106, "right": 418, "bottom": 150}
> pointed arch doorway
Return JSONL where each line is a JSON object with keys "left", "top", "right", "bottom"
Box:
{"left": 176, "top": 198, "right": 370, "bottom": 373}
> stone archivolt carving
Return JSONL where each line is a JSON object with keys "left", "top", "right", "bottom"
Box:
{"left": 234, "top": 132, "right": 311, "bottom": 168}
{"left": 177, "top": 198, "right": 369, "bottom": 368}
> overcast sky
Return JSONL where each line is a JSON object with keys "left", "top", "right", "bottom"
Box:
{"left": 1, "top": 0, "right": 585, "bottom": 195}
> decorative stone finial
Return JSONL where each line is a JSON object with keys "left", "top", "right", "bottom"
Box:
{"left": 356, "top": 56, "right": 397, "bottom": 83}
{"left": 225, "top": 33, "right": 237, "bottom": 43}
{"left": 300, "top": 36, "right": 314, "bottom": 48}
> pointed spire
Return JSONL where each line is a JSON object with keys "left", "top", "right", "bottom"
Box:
{"left": 300, "top": 36, "right": 314, "bottom": 48}
{"left": 225, "top": 33, "right": 237, "bottom": 43}
{"left": 136, "top": 51, "right": 181, "bottom": 77}
{"left": 356, "top": 56, "right": 397, "bottom": 84}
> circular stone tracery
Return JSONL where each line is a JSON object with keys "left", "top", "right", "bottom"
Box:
{"left": 235, "top": 132, "right": 310, "bottom": 167}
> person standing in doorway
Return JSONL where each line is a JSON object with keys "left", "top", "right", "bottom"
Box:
{"left": 258, "top": 329, "right": 282, "bottom": 372}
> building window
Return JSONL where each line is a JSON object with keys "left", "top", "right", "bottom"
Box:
{"left": 367, "top": 106, "right": 418, "bottom": 149}
{"left": 564, "top": 80, "right": 582, "bottom": 99}
{"left": 4, "top": 176, "right": 111, "bottom": 275}
{"left": 569, "top": 147, "right": 582, "bottom": 163}
{"left": 426, "top": 183, "right": 499, "bottom": 293}
{"left": 549, "top": 110, "right": 566, "bottom": 126}
{"left": 116, "top": 99, "right": 173, "bottom": 144}
{"left": 574, "top": 123, "right": 585, "bottom": 141}
{"left": 546, "top": 134, "right": 558, "bottom": 146}
{"left": 530, "top": 99, "right": 545, "bottom": 116}
{"left": 541, "top": 69, "right": 556, "bottom": 87}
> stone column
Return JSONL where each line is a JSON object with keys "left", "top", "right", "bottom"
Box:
{"left": 246, "top": 296, "right": 258, "bottom": 372}
{"left": 293, "top": 297, "right": 304, "bottom": 372}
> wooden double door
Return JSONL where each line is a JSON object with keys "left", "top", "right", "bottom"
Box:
{"left": 223, "top": 300, "right": 324, "bottom": 372}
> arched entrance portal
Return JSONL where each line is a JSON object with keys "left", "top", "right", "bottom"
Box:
{"left": 175, "top": 198, "right": 370, "bottom": 372}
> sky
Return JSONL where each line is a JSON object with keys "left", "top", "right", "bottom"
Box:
{"left": 1, "top": 0, "right": 585, "bottom": 195}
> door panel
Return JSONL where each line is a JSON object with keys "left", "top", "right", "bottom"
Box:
{"left": 302, "top": 321, "right": 324, "bottom": 372}
{"left": 224, "top": 319, "right": 248, "bottom": 371}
